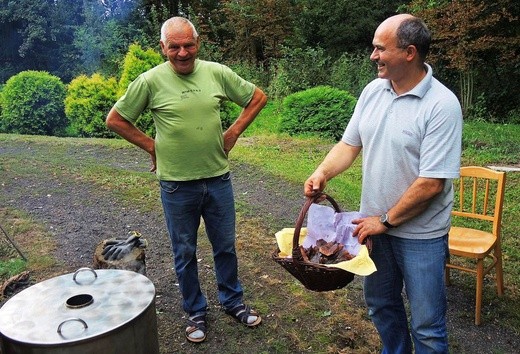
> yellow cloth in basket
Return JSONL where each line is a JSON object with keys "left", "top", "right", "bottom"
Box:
{"left": 275, "top": 227, "right": 376, "bottom": 276}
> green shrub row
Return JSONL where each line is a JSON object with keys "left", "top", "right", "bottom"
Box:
{"left": 0, "top": 44, "right": 162, "bottom": 138}
{"left": 0, "top": 45, "right": 374, "bottom": 140}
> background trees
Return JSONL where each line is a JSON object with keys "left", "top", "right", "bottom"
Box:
{"left": 0, "top": 0, "right": 518, "bottom": 134}
{"left": 406, "top": 0, "right": 520, "bottom": 120}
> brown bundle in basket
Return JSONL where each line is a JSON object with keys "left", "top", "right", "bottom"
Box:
{"left": 272, "top": 193, "right": 356, "bottom": 292}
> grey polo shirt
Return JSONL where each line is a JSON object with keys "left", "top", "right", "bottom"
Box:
{"left": 342, "top": 64, "right": 463, "bottom": 239}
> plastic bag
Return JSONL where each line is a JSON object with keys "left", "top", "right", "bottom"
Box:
{"left": 303, "top": 203, "right": 365, "bottom": 256}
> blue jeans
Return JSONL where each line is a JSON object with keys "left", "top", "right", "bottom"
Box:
{"left": 160, "top": 172, "right": 243, "bottom": 316}
{"left": 364, "top": 234, "right": 449, "bottom": 354}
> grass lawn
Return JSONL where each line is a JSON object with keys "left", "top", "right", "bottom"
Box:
{"left": 1, "top": 105, "right": 519, "bottom": 351}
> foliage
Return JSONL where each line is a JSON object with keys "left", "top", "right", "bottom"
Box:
{"left": 227, "top": 61, "right": 269, "bottom": 93}
{"left": 0, "top": 0, "right": 517, "bottom": 123}
{"left": 0, "top": 84, "right": 3, "bottom": 118}
{"left": 73, "top": 1, "right": 154, "bottom": 79}
{"left": 0, "top": 70, "right": 66, "bottom": 135}
{"left": 295, "top": 0, "right": 405, "bottom": 58}
{"left": 405, "top": 0, "right": 520, "bottom": 118}
{"left": 280, "top": 86, "right": 357, "bottom": 141}
{"left": 64, "top": 73, "right": 118, "bottom": 138}
{"left": 268, "top": 46, "right": 331, "bottom": 99}
{"left": 220, "top": 100, "right": 242, "bottom": 131}
{"left": 218, "top": 0, "right": 295, "bottom": 64}
{"left": 407, "top": 0, "right": 518, "bottom": 71}
{"left": 118, "top": 43, "right": 163, "bottom": 95}
{"left": 465, "top": 93, "right": 491, "bottom": 122}
{"left": 0, "top": 0, "right": 66, "bottom": 82}
{"left": 330, "top": 52, "right": 376, "bottom": 98}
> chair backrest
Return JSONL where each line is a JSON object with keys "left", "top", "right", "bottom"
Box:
{"left": 451, "top": 166, "right": 506, "bottom": 238}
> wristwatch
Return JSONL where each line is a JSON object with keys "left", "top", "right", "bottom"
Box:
{"left": 380, "top": 213, "right": 395, "bottom": 228}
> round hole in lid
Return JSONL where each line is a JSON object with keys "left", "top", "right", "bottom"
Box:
{"left": 66, "top": 294, "right": 93, "bottom": 309}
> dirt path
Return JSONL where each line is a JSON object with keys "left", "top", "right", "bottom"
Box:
{"left": 1, "top": 139, "right": 519, "bottom": 353}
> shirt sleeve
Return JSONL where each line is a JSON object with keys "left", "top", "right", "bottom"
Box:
{"left": 419, "top": 92, "right": 463, "bottom": 179}
{"left": 114, "top": 75, "right": 151, "bottom": 124}
{"left": 219, "top": 65, "right": 256, "bottom": 107}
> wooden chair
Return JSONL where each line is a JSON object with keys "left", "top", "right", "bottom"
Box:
{"left": 445, "top": 166, "right": 506, "bottom": 325}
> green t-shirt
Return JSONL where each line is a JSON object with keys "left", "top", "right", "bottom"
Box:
{"left": 115, "top": 59, "right": 256, "bottom": 181}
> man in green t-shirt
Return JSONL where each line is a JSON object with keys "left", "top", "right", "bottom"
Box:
{"left": 106, "top": 16, "right": 267, "bottom": 343}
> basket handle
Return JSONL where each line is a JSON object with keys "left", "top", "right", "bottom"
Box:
{"left": 292, "top": 193, "right": 341, "bottom": 259}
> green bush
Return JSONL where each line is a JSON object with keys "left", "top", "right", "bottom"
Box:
{"left": 118, "top": 43, "right": 163, "bottom": 96}
{"left": 280, "top": 85, "right": 357, "bottom": 141}
{"left": 0, "top": 71, "right": 67, "bottom": 136}
{"left": 220, "top": 100, "right": 242, "bottom": 130}
{"left": 0, "top": 84, "right": 4, "bottom": 122}
{"left": 65, "top": 73, "right": 118, "bottom": 138}
{"left": 118, "top": 43, "right": 163, "bottom": 137}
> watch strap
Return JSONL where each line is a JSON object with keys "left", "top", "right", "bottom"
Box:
{"left": 380, "top": 213, "right": 395, "bottom": 228}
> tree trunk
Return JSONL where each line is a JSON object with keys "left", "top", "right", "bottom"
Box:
{"left": 459, "top": 70, "right": 474, "bottom": 116}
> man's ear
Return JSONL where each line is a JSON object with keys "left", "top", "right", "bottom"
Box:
{"left": 160, "top": 41, "right": 167, "bottom": 55}
{"left": 406, "top": 45, "right": 418, "bottom": 62}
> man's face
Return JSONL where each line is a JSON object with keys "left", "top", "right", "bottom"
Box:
{"left": 369, "top": 25, "right": 408, "bottom": 81}
{"left": 160, "top": 26, "right": 200, "bottom": 75}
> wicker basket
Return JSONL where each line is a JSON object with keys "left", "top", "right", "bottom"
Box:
{"left": 272, "top": 193, "right": 355, "bottom": 292}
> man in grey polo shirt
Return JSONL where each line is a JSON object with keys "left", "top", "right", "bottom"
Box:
{"left": 304, "top": 14, "right": 462, "bottom": 353}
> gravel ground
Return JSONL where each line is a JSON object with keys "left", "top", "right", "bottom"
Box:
{"left": 1, "top": 140, "right": 519, "bottom": 353}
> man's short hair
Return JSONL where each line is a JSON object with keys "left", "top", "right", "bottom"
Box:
{"left": 396, "top": 17, "right": 431, "bottom": 61}
{"left": 161, "top": 17, "right": 199, "bottom": 42}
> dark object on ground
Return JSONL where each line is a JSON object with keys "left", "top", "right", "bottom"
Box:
{"left": 93, "top": 232, "right": 147, "bottom": 275}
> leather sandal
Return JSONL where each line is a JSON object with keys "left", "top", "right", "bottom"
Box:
{"left": 185, "top": 314, "right": 207, "bottom": 343}
{"left": 225, "top": 304, "right": 262, "bottom": 327}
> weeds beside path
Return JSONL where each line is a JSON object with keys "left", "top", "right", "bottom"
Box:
{"left": 1, "top": 134, "right": 519, "bottom": 353}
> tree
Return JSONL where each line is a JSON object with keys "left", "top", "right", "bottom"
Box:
{"left": 73, "top": 0, "right": 144, "bottom": 78}
{"left": 0, "top": 0, "right": 84, "bottom": 83}
{"left": 218, "top": 0, "right": 296, "bottom": 64}
{"left": 295, "top": 0, "right": 406, "bottom": 58}
{"left": 407, "top": 0, "right": 520, "bottom": 118}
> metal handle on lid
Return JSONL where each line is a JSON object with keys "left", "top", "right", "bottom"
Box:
{"left": 57, "top": 318, "right": 88, "bottom": 335}
{"left": 72, "top": 267, "right": 98, "bottom": 284}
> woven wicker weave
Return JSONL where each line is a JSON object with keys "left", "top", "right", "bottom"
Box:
{"left": 272, "top": 193, "right": 355, "bottom": 292}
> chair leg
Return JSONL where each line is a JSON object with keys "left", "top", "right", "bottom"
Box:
{"left": 494, "top": 247, "right": 504, "bottom": 296}
{"left": 475, "top": 260, "right": 484, "bottom": 325}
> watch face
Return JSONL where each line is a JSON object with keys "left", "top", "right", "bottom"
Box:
{"left": 380, "top": 214, "right": 387, "bottom": 223}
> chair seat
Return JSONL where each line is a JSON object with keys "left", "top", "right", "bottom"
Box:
{"left": 449, "top": 226, "right": 497, "bottom": 258}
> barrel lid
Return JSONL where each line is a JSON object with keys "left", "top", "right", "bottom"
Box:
{"left": 0, "top": 268, "right": 155, "bottom": 345}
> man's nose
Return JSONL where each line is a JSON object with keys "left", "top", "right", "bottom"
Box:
{"left": 370, "top": 48, "right": 378, "bottom": 61}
